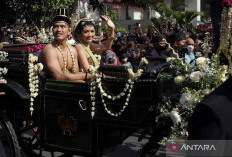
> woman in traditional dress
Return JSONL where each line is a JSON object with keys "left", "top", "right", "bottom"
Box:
{"left": 73, "top": 16, "right": 115, "bottom": 72}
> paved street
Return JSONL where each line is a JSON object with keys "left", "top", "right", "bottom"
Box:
{"left": 26, "top": 129, "right": 168, "bottom": 157}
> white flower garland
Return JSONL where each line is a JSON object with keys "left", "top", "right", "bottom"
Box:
{"left": 89, "top": 56, "right": 146, "bottom": 119}
{"left": 28, "top": 54, "right": 43, "bottom": 115}
{"left": 0, "top": 51, "right": 8, "bottom": 62}
{"left": 0, "top": 51, "right": 8, "bottom": 84}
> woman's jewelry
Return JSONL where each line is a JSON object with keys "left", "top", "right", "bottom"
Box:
{"left": 56, "top": 42, "right": 76, "bottom": 73}
{"left": 81, "top": 43, "right": 100, "bottom": 67}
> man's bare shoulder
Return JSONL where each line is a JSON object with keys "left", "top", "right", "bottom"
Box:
{"left": 68, "top": 44, "right": 77, "bottom": 53}
{"left": 43, "top": 43, "right": 56, "bottom": 53}
{"left": 41, "top": 44, "right": 59, "bottom": 59}
{"left": 39, "top": 44, "right": 57, "bottom": 62}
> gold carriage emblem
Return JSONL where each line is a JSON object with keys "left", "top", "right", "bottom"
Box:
{"left": 57, "top": 115, "right": 78, "bottom": 136}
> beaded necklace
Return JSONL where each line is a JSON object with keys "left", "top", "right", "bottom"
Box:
{"left": 56, "top": 42, "right": 76, "bottom": 73}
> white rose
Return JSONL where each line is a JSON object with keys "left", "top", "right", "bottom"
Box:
{"left": 221, "top": 76, "right": 227, "bottom": 82}
{"left": 174, "top": 75, "right": 185, "bottom": 84}
{"left": 170, "top": 110, "right": 181, "bottom": 125}
{"left": 196, "top": 52, "right": 202, "bottom": 57}
{"left": 189, "top": 71, "right": 203, "bottom": 82}
{"left": 179, "top": 92, "right": 194, "bottom": 109}
{"left": 202, "top": 89, "right": 211, "bottom": 95}
{"left": 196, "top": 57, "right": 207, "bottom": 67}
{"left": 222, "top": 65, "right": 228, "bottom": 70}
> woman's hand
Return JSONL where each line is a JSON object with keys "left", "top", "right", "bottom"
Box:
{"left": 101, "top": 15, "right": 115, "bottom": 30}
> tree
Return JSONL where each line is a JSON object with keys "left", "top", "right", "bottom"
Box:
{"left": 153, "top": 1, "right": 203, "bottom": 34}
{"left": 172, "top": 10, "right": 204, "bottom": 33}
{"left": 1, "top": 0, "right": 162, "bottom": 28}
{"left": 0, "top": 0, "right": 76, "bottom": 28}
{"left": 89, "top": 0, "right": 157, "bottom": 12}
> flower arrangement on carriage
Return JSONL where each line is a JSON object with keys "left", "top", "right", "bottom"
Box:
{"left": 156, "top": 52, "right": 228, "bottom": 145}
{"left": 150, "top": 0, "right": 232, "bottom": 145}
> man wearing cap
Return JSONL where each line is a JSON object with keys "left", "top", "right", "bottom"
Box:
{"left": 146, "top": 35, "right": 172, "bottom": 57}
{"left": 39, "top": 9, "right": 90, "bottom": 81}
{"left": 168, "top": 32, "right": 187, "bottom": 58}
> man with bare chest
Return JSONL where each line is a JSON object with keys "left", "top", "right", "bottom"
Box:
{"left": 39, "top": 9, "right": 90, "bottom": 81}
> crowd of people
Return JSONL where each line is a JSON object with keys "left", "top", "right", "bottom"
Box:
{"left": 0, "top": 17, "right": 214, "bottom": 72}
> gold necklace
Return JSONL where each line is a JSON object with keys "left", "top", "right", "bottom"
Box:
{"left": 56, "top": 42, "right": 76, "bottom": 73}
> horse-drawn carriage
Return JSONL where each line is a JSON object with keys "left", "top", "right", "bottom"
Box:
{"left": 0, "top": 43, "right": 169, "bottom": 157}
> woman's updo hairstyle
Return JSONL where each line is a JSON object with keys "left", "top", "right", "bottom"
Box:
{"left": 74, "top": 18, "right": 95, "bottom": 40}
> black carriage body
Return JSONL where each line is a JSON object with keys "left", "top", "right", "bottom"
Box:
{"left": 41, "top": 78, "right": 157, "bottom": 156}
{"left": 42, "top": 80, "right": 92, "bottom": 155}
{"left": 0, "top": 44, "right": 165, "bottom": 157}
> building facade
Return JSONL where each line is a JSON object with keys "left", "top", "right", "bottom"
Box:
{"left": 79, "top": 0, "right": 208, "bottom": 32}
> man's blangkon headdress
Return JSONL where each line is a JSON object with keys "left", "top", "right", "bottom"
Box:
{"left": 52, "top": 9, "right": 71, "bottom": 25}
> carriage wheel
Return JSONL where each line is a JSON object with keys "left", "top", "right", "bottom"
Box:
{"left": 16, "top": 112, "right": 43, "bottom": 156}
{"left": 17, "top": 113, "right": 58, "bottom": 157}
{"left": 0, "top": 118, "right": 21, "bottom": 157}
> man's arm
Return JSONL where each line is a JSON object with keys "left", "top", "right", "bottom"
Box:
{"left": 40, "top": 44, "right": 90, "bottom": 81}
